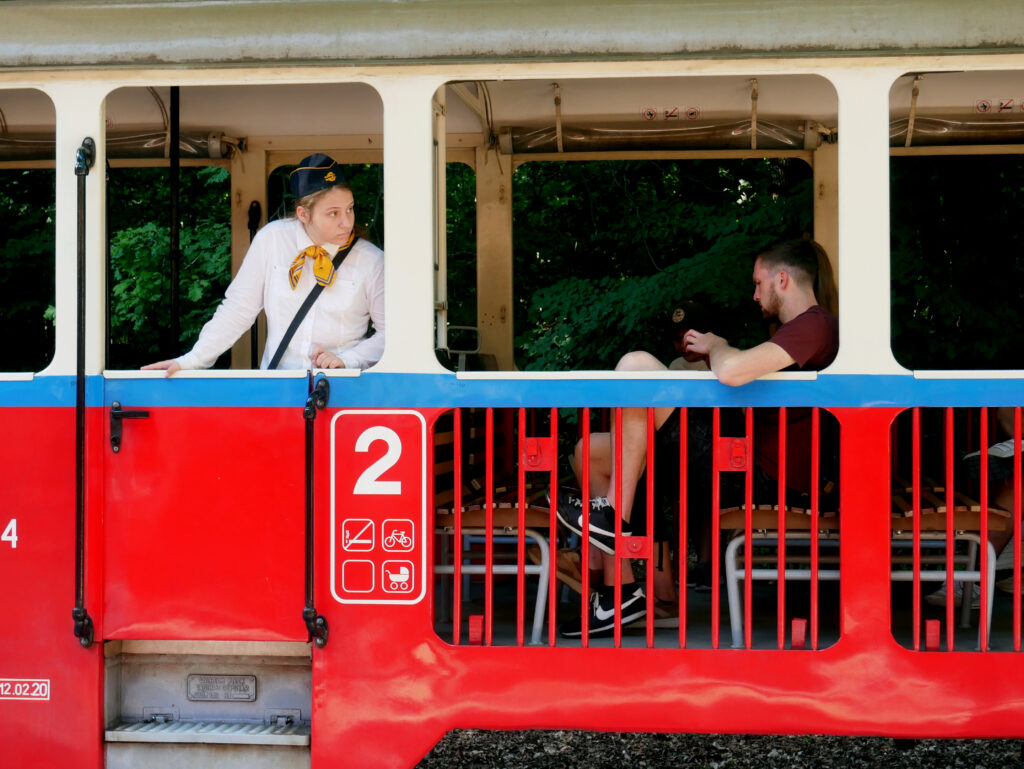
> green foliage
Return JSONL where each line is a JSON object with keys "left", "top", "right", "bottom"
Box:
{"left": 512, "top": 159, "right": 813, "bottom": 370}
{"left": 108, "top": 220, "right": 232, "bottom": 366}
{"left": 446, "top": 162, "right": 478, "bottom": 331}
{"left": 890, "top": 155, "right": 1024, "bottom": 369}
{"left": 107, "top": 165, "right": 231, "bottom": 368}
{"left": 7, "top": 147, "right": 1024, "bottom": 375}
{"left": 0, "top": 169, "right": 56, "bottom": 372}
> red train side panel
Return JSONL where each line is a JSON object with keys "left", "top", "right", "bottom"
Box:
{"left": 0, "top": 407, "right": 102, "bottom": 768}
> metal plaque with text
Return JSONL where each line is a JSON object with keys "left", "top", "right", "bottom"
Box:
{"left": 186, "top": 674, "right": 257, "bottom": 702}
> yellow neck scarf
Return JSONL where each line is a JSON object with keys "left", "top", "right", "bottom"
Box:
{"left": 288, "top": 234, "right": 355, "bottom": 290}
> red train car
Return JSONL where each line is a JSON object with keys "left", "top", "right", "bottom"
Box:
{"left": 3, "top": 1, "right": 1024, "bottom": 766}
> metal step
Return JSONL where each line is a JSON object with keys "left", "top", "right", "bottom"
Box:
{"left": 106, "top": 720, "right": 310, "bottom": 746}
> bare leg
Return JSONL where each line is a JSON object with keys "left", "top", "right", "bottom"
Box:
{"left": 993, "top": 479, "right": 1015, "bottom": 556}
{"left": 609, "top": 351, "right": 678, "bottom": 524}
{"left": 574, "top": 432, "right": 637, "bottom": 586}
{"left": 990, "top": 407, "right": 1018, "bottom": 555}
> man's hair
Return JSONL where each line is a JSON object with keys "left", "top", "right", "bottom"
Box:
{"left": 756, "top": 238, "right": 824, "bottom": 290}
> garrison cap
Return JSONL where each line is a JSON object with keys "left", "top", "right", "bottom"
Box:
{"left": 290, "top": 154, "right": 345, "bottom": 200}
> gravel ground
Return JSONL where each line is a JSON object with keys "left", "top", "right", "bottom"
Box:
{"left": 417, "top": 731, "right": 1023, "bottom": 768}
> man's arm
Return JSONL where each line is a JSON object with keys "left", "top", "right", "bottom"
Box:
{"left": 684, "top": 331, "right": 795, "bottom": 387}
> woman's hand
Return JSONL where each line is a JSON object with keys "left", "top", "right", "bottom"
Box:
{"left": 141, "top": 360, "right": 182, "bottom": 377}
{"left": 311, "top": 347, "right": 345, "bottom": 369}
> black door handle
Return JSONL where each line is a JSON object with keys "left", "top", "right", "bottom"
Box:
{"left": 110, "top": 401, "right": 150, "bottom": 453}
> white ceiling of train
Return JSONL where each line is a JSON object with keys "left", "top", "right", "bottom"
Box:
{"left": 2, "top": 71, "right": 1024, "bottom": 152}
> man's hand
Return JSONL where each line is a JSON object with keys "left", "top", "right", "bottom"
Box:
{"left": 684, "top": 330, "right": 794, "bottom": 387}
{"left": 683, "top": 329, "right": 725, "bottom": 358}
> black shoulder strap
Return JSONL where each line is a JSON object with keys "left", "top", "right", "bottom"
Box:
{"left": 267, "top": 237, "right": 359, "bottom": 370}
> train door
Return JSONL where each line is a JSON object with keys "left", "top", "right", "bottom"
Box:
{"left": 96, "top": 84, "right": 349, "bottom": 768}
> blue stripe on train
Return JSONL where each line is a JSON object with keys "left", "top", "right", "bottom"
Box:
{"left": 2, "top": 373, "right": 1024, "bottom": 409}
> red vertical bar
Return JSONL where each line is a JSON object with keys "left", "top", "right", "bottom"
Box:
{"left": 777, "top": 406, "right": 787, "bottom": 650}
{"left": 979, "top": 407, "right": 989, "bottom": 652}
{"left": 453, "top": 408, "right": 463, "bottom": 646}
{"left": 892, "top": 415, "right": 900, "bottom": 482}
{"left": 744, "top": 407, "right": 754, "bottom": 650}
{"left": 1014, "top": 406, "right": 1022, "bottom": 652}
{"left": 484, "top": 407, "right": 494, "bottom": 646}
{"left": 679, "top": 407, "right": 688, "bottom": 649}
{"left": 711, "top": 408, "right": 721, "bottom": 650}
{"left": 810, "top": 408, "right": 820, "bottom": 651}
{"left": 613, "top": 407, "right": 623, "bottom": 649}
{"left": 646, "top": 407, "right": 655, "bottom": 649}
{"left": 945, "top": 407, "right": 955, "bottom": 652}
{"left": 515, "top": 408, "right": 526, "bottom": 647}
{"left": 912, "top": 407, "right": 921, "bottom": 652}
{"left": 581, "top": 408, "right": 591, "bottom": 648}
{"left": 549, "top": 407, "right": 559, "bottom": 647}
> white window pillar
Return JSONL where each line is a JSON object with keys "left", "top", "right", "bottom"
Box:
{"left": 41, "top": 82, "right": 110, "bottom": 377}
{"left": 372, "top": 76, "right": 449, "bottom": 374}
{"left": 826, "top": 68, "right": 908, "bottom": 376}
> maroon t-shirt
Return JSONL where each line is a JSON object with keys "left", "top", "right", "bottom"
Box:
{"left": 769, "top": 305, "right": 839, "bottom": 371}
{"left": 754, "top": 305, "right": 838, "bottom": 495}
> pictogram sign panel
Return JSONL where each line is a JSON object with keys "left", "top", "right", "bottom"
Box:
{"left": 330, "top": 410, "right": 426, "bottom": 605}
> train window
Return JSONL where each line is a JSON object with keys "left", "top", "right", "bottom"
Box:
{"left": 0, "top": 89, "right": 56, "bottom": 374}
{"left": 510, "top": 158, "right": 814, "bottom": 371}
{"left": 106, "top": 165, "right": 232, "bottom": 370}
{"left": 440, "top": 75, "right": 838, "bottom": 373}
{"left": 104, "top": 82, "right": 385, "bottom": 371}
{"left": 441, "top": 162, "right": 479, "bottom": 370}
{"left": 890, "top": 71, "right": 1024, "bottom": 370}
{"left": 890, "top": 154, "right": 1024, "bottom": 370}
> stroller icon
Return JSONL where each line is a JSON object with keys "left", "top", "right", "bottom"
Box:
{"left": 385, "top": 565, "right": 411, "bottom": 591}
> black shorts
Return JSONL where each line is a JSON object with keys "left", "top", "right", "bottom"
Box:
{"left": 632, "top": 408, "right": 715, "bottom": 542}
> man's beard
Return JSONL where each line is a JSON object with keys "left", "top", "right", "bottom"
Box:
{"left": 760, "top": 286, "right": 781, "bottom": 320}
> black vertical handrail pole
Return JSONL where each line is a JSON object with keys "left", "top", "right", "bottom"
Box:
{"left": 303, "top": 373, "right": 330, "bottom": 647}
{"left": 72, "top": 137, "right": 96, "bottom": 648}
{"left": 305, "top": 376, "right": 316, "bottom": 610}
{"left": 168, "top": 86, "right": 181, "bottom": 357}
{"left": 248, "top": 200, "right": 262, "bottom": 366}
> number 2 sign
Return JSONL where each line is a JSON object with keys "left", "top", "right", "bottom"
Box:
{"left": 329, "top": 410, "right": 427, "bottom": 605}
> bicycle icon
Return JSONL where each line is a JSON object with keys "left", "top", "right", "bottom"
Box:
{"left": 381, "top": 519, "right": 414, "bottom": 552}
{"left": 384, "top": 531, "right": 412, "bottom": 549}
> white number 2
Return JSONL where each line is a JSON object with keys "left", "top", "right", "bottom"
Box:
{"left": 353, "top": 427, "right": 402, "bottom": 495}
{"left": 2, "top": 519, "right": 16, "bottom": 549}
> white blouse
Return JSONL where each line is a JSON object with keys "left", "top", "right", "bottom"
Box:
{"left": 175, "top": 217, "right": 385, "bottom": 371}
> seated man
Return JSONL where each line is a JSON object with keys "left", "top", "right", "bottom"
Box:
{"left": 554, "top": 238, "right": 838, "bottom": 636}
{"left": 555, "top": 301, "right": 714, "bottom": 638}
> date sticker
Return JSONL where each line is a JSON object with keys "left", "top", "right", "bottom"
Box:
{"left": 0, "top": 679, "right": 50, "bottom": 700}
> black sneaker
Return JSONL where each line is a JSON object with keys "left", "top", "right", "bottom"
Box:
{"left": 965, "top": 439, "right": 1021, "bottom": 481}
{"left": 548, "top": 488, "right": 629, "bottom": 555}
{"left": 549, "top": 486, "right": 584, "bottom": 529}
{"left": 559, "top": 583, "right": 647, "bottom": 638}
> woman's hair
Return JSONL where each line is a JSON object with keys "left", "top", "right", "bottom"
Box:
{"left": 757, "top": 236, "right": 837, "bottom": 315}
{"left": 293, "top": 180, "right": 353, "bottom": 215}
